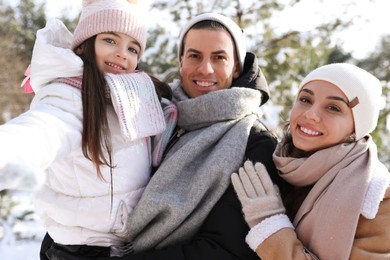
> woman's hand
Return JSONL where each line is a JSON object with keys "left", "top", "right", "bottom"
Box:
{"left": 231, "top": 160, "right": 285, "bottom": 228}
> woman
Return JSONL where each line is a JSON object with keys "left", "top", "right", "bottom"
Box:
{"left": 232, "top": 63, "right": 390, "bottom": 259}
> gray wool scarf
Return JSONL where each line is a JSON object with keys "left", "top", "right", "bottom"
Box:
{"left": 124, "top": 82, "right": 263, "bottom": 252}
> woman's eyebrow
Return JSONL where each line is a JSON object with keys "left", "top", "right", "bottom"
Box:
{"left": 300, "top": 88, "right": 351, "bottom": 106}
{"left": 300, "top": 88, "right": 314, "bottom": 96}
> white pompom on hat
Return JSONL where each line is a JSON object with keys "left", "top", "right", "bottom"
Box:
{"left": 177, "top": 13, "right": 247, "bottom": 72}
{"left": 298, "top": 63, "right": 382, "bottom": 140}
{"left": 72, "top": 0, "right": 147, "bottom": 59}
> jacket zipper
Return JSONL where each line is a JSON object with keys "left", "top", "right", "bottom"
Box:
{"left": 164, "top": 127, "right": 186, "bottom": 156}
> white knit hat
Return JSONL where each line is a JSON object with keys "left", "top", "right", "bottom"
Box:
{"left": 178, "top": 13, "right": 247, "bottom": 72}
{"left": 72, "top": 0, "right": 147, "bottom": 59}
{"left": 298, "top": 63, "right": 382, "bottom": 140}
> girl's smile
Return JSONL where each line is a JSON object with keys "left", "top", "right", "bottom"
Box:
{"left": 95, "top": 32, "right": 140, "bottom": 74}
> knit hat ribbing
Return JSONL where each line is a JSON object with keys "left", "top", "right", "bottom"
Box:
{"left": 72, "top": 0, "right": 147, "bottom": 59}
{"left": 298, "top": 63, "right": 382, "bottom": 140}
{"left": 178, "top": 13, "right": 247, "bottom": 72}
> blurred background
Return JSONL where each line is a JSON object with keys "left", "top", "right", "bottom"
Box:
{"left": 1, "top": 0, "right": 389, "bottom": 258}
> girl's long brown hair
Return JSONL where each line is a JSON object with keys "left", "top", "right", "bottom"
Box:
{"left": 76, "top": 36, "right": 172, "bottom": 179}
{"left": 77, "top": 36, "right": 113, "bottom": 178}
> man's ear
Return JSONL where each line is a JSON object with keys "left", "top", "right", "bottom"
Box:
{"left": 233, "top": 61, "right": 240, "bottom": 79}
{"left": 179, "top": 56, "right": 183, "bottom": 72}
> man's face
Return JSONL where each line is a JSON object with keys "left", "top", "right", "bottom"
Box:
{"left": 179, "top": 28, "right": 240, "bottom": 98}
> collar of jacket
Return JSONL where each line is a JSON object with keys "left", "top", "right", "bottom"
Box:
{"left": 232, "top": 52, "right": 270, "bottom": 105}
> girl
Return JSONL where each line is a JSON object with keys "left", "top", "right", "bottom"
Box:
{"left": 232, "top": 63, "right": 390, "bottom": 259}
{"left": 0, "top": 0, "right": 175, "bottom": 258}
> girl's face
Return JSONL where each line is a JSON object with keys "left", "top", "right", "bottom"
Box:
{"left": 290, "top": 80, "right": 355, "bottom": 152}
{"left": 94, "top": 32, "right": 140, "bottom": 74}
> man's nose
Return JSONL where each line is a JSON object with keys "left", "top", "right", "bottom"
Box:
{"left": 197, "top": 58, "right": 214, "bottom": 75}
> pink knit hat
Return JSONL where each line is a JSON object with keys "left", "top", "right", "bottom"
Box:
{"left": 72, "top": 0, "right": 147, "bottom": 59}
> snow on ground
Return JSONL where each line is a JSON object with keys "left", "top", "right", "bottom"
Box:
{"left": 0, "top": 191, "right": 45, "bottom": 259}
{"left": 2, "top": 240, "right": 43, "bottom": 260}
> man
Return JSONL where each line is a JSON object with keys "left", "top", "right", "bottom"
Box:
{"left": 42, "top": 13, "right": 282, "bottom": 259}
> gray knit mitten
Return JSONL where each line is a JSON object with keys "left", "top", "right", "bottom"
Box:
{"left": 231, "top": 160, "right": 285, "bottom": 228}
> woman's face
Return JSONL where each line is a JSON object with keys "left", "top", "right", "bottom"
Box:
{"left": 94, "top": 32, "right": 140, "bottom": 74}
{"left": 290, "top": 80, "right": 355, "bottom": 152}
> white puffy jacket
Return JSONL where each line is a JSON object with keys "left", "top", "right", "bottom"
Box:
{"left": 0, "top": 19, "right": 151, "bottom": 247}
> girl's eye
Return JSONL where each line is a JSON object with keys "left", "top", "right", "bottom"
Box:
{"left": 128, "top": 47, "right": 138, "bottom": 54}
{"left": 104, "top": 38, "right": 115, "bottom": 44}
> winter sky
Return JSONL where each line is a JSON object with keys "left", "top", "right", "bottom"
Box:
{"left": 40, "top": 0, "right": 390, "bottom": 59}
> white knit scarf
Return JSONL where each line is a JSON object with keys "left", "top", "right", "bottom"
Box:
{"left": 105, "top": 72, "right": 166, "bottom": 141}
{"left": 57, "top": 71, "right": 167, "bottom": 142}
